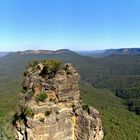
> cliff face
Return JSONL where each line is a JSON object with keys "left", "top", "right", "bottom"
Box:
{"left": 16, "top": 49, "right": 72, "bottom": 55}
{"left": 13, "top": 60, "right": 103, "bottom": 140}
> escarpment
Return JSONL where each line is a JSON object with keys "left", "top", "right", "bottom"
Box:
{"left": 13, "top": 60, "right": 104, "bottom": 140}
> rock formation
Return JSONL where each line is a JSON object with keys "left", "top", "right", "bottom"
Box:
{"left": 13, "top": 59, "right": 103, "bottom": 140}
{"left": 16, "top": 49, "right": 72, "bottom": 55}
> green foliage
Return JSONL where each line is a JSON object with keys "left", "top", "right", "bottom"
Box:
{"left": 22, "top": 106, "right": 34, "bottom": 117}
{"left": 20, "top": 88, "right": 26, "bottom": 94}
{"left": 28, "top": 60, "right": 40, "bottom": 67}
{"left": 12, "top": 112, "right": 20, "bottom": 126}
{"left": 41, "top": 59, "right": 62, "bottom": 77}
{"left": 35, "top": 92, "right": 48, "bottom": 102}
{"left": 97, "top": 76, "right": 140, "bottom": 114}
{"left": 27, "top": 60, "right": 41, "bottom": 73}
{"left": 43, "top": 59, "right": 62, "bottom": 68}
{"left": 28, "top": 89, "right": 34, "bottom": 96}
{"left": 12, "top": 106, "right": 34, "bottom": 127}
{"left": 82, "top": 104, "right": 89, "bottom": 111}
{"left": 79, "top": 81, "right": 140, "bottom": 140}
{"left": 126, "top": 98, "right": 140, "bottom": 115}
{"left": 0, "top": 80, "right": 20, "bottom": 139}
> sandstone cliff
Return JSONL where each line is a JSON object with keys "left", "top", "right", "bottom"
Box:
{"left": 13, "top": 60, "right": 103, "bottom": 140}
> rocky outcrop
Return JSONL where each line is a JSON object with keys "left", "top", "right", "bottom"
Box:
{"left": 13, "top": 60, "right": 103, "bottom": 140}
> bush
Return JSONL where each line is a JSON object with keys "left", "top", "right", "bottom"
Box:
{"left": 27, "top": 60, "right": 40, "bottom": 73}
{"left": 20, "top": 88, "right": 26, "bottom": 94}
{"left": 12, "top": 106, "right": 34, "bottom": 126}
{"left": 82, "top": 104, "right": 89, "bottom": 111}
{"left": 41, "top": 60, "right": 62, "bottom": 77}
{"left": 29, "top": 60, "right": 40, "bottom": 67}
{"left": 12, "top": 113, "right": 20, "bottom": 126}
{"left": 35, "top": 92, "right": 48, "bottom": 102}
{"left": 22, "top": 106, "right": 34, "bottom": 117}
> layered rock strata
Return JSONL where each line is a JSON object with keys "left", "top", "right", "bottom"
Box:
{"left": 13, "top": 60, "right": 103, "bottom": 140}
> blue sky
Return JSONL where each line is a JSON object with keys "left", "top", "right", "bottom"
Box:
{"left": 0, "top": 0, "right": 140, "bottom": 51}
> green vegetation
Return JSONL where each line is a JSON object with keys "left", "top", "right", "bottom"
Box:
{"left": 27, "top": 89, "right": 34, "bottom": 96}
{"left": 96, "top": 76, "right": 140, "bottom": 114}
{"left": 22, "top": 106, "right": 34, "bottom": 117}
{"left": 0, "top": 80, "right": 20, "bottom": 139}
{"left": 82, "top": 104, "right": 89, "bottom": 111}
{"left": 35, "top": 92, "right": 48, "bottom": 102}
{"left": 20, "top": 88, "right": 26, "bottom": 94}
{"left": 12, "top": 112, "right": 21, "bottom": 126}
{"left": 0, "top": 51, "right": 139, "bottom": 139}
{"left": 28, "top": 60, "right": 40, "bottom": 73}
{"left": 41, "top": 59, "right": 62, "bottom": 77}
{"left": 12, "top": 106, "right": 34, "bottom": 127}
{"left": 28, "top": 60, "right": 40, "bottom": 67}
{"left": 80, "top": 81, "right": 140, "bottom": 140}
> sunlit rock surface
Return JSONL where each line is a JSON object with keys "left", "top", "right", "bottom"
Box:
{"left": 13, "top": 60, "right": 103, "bottom": 140}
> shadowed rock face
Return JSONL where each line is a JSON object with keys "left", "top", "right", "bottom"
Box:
{"left": 13, "top": 60, "right": 103, "bottom": 140}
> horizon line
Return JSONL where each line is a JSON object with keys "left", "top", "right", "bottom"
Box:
{"left": 0, "top": 47, "right": 140, "bottom": 52}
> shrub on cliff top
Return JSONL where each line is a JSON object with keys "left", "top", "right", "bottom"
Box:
{"left": 29, "top": 60, "right": 40, "bottom": 67}
{"left": 35, "top": 92, "right": 48, "bottom": 102}
{"left": 41, "top": 59, "right": 62, "bottom": 77}
{"left": 82, "top": 104, "right": 89, "bottom": 112}
{"left": 22, "top": 106, "right": 34, "bottom": 117}
{"left": 26, "top": 60, "right": 40, "bottom": 73}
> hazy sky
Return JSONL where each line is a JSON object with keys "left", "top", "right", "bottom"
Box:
{"left": 0, "top": 0, "right": 140, "bottom": 51}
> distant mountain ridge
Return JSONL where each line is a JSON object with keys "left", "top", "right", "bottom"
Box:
{"left": 0, "top": 52, "right": 10, "bottom": 57}
{"left": 102, "top": 48, "right": 140, "bottom": 56}
{"left": 77, "top": 48, "right": 140, "bottom": 58}
{"left": 6, "top": 48, "right": 140, "bottom": 58}
{"left": 15, "top": 49, "right": 73, "bottom": 55}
